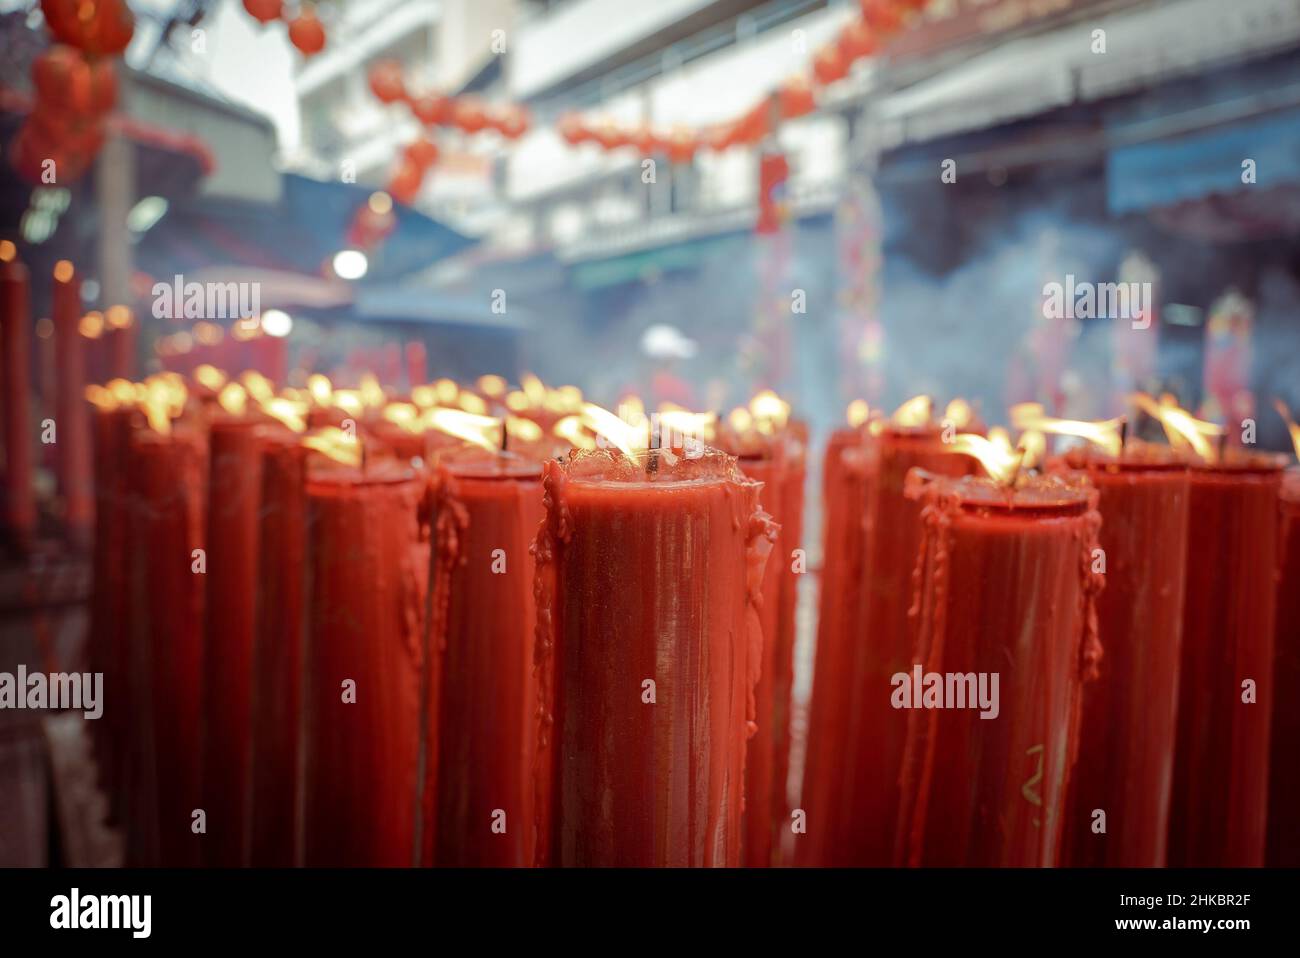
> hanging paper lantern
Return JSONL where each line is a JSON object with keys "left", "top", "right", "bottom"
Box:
{"left": 860, "top": 0, "right": 904, "bottom": 34}
{"left": 288, "top": 9, "right": 326, "bottom": 57}
{"left": 30, "top": 108, "right": 106, "bottom": 157}
{"left": 491, "top": 104, "right": 530, "bottom": 140}
{"left": 32, "top": 45, "right": 117, "bottom": 117}
{"left": 387, "top": 160, "right": 424, "bottom": 206}
{"left": 452, "top": 98, "right": 488, "bottom": 134}
{"left": 41, "top": 0, "right": 135, "bottom": 57}
{"left": 9, "top": 120, "right": 93, "bottom": 185}
{"left": 368, "top": 59, "right": 405, "bottom": 103}
{"left": 590, "top": 121, "right": 630, "bottom": 151}
{"left": 557, "top": 113, "right": 590, "bottom": 145}
{"left": 837, "top": 19, "right": 877, "bottom": 63}
{"left": 666, "top": 129, "right": 697, "bottom": 165}
{"left": 403, "top": 138, "right": 439, "bottom": 169}
{"left": 812, "top": 42, "right": 850, "bottom": 86}
{"left": 408, "top": 94, "right": 451, "bottom": 126}
{"left": 242, "top": 0, "right": 282, "bottom": 25}
{"left": 633, "top": 126, "right": 663, "bottom": 156}
{"left": 779, "top": 75, "right": 816, "bottom": 119}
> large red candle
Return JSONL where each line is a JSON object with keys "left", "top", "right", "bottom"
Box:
{"left": 730, "top": 432, "right": 806, "bottom": 867}
{"left": 895, "top": 472, "right": 1103, "bottom": 866}
{"left": 1168, "top": 452, "right": 1284, "bottom": 866}
{"left": 302, "top": 462, "right": 430, "bottom": 866}
{"left": 1055, "top": 444, "right": 1190, "bottom": 866}
{"left": 129, "top": 425, "right": 207, "bottom": 866}
{"left": 425, "top": 449, "right": 545, "bottom": 866}
{"left": 52, "top": 260, "right": 93, "bottom": 548}
{"left": 532, "top": 447, "right": 776, "bottom": 866}
{"left": 247, "top": 429, "right": 309, "bottom": 867}
{"left": 200, "top": 411, "right": 267, "bottom": 866}
{"left": 1268, "top": 468, "right": 1300, "bottom": 865}
{"left": 797, "top": 426, "right": 876, "bottom": 866}
{"left": 833, "top": 423, "right": 975, "bottom": 865}
{"left": 0, "top": 247, "right": 35, "bottom": 552}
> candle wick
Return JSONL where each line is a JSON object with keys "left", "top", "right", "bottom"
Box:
{"left": 1119, "top": 417, "right": 1129, "bottom": 453}
{"left": 646, "top": 415, "right": 661, "bottom": 478}
{"left": 500, "top": 419, "right": 509, "bottom": 453}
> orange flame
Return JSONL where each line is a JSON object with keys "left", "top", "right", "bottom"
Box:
{"left": 950, "top": 432, "right": 1024, "bottom": 485}
{"left": 303, "top": 426, "right": 361, "bottom": 466}
{"left": 84, "top": 384, "right": 117, "bottom": 411}
{"left": 521, "top": 373, "right": 546, "bottom": 407}
{"left": 657, "top": 408, "right": 717, "bottom": 444}
{"left": 846, "top": 399, "right": 870, "bottom": 429}
{"left": 434, "top": 378, "right": 459, "bottom": 405}
{"left": 307, "top": 374, "right": 332, "bottom": 406}
{"left": 383, "top": 402, "right": 421, "bottom": 432}
{"left": 554, "top": 414, "right": 596, "bottom": 450}
{"left": 411, "top": 384, "right": 437, "bottom": 408}
{"left": 477, "top": 374, "right": 507, "bottom": 398}
{"left": 749, "top": 389, "right": 790, "bottom": 434}
{"left": 218, "top": 382, "right": 248, "bottom": 417}
{"left": 79, "top": 312, "right": 104, "bottom": 339}
{"left": 506, "top": 415, "right": 543, "bottom": 444}
{"left": 892, "top": 395, "right": 933, "bottom": 428}
{"left": 457, "top": 391, "right": 489, "bottom": 415}
{"left": 359, "top": 373, "right": 386, "bottom": 409}
{"left": 1131, "top": 393, "right": 1223, "bottom": 461}
{"left": 943, "top": 398, "right": 973, "bottom": 430}
{"left": 1010, "top": 402, "right": 1125, "bottom": 457}
{"left": 194, "top": 364, "right": 226, "bottom": 392}
{"left": 581, "top": 402, "right": 643, "bottom": 459}
{"left": 241, "top": 370, "right": 274, "bottom": 405}
{"left": 424, "top": 407, "right": 503, "bottom": 451}
{"left": 263, "top": 397, "right": 308, "bottom": 433}
{"left": 1274, "top": 400, "right": 1300, "bottom": 460}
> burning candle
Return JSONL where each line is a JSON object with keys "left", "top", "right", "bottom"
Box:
{"left": 52, "top": 260, "right": 93, "bottom": 549}
{"left": 1269, "top": 465, "right": 1300, "bottom": 865}
{"left": 129, "top": 418, "right": 208, "bottom": 866}
{"left": 798, "top": 412, "right": 876, "bottom": 867}
{"left": 1046, "top": 440, "right": 1189, "bottom": 866}
{"left": 247, "top": 424, "right": 309, "bottom": 867}
{"left": 532, "top": 432, "right": 776, "bottom": 866}
{"left": 1167, "top": 449, "right": 1285, "bottom": 866}
{"left": 0, "top": 243, "right": 35, "bottom": 552}
{"left": 200, "top": 383, "right": 266, "bottom": 867}
{"left": 301, "top": 457, "right": 430, "bottom": 866}
{"left": 895, "top": 460, "right": 1103, "bottom": 866}
{"left": 424, "top": 435, "right": 545, "bottom": 867}
{"left": 833, "top": 397, "right": 976, "bottom": 865}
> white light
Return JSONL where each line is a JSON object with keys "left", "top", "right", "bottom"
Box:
{"left": 333, "top": 249, "right": 368, "bottom": 280}
{"left": 127, "top": 196, "right": 168, "bottom": 233}
{"left": 261, "top": 309, "right": 293, "bottom": 338}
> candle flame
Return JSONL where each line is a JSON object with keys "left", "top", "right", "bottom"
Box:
{"left": 411, "top": 384, "right": 437, "bottom": 408}
{"left": 79, "top": 312, "right": 104, "bottom": 339}
{"left": 1010, "top": 402, "right": 1125, "bottom": 457}
{"left": 434, "top": 378, "right": 459, "bottom": 405}
{"left": 359, "top": 373, "right": 386, "bottom": 409}
{"left": 950, "top": 432, "right": 1024, "bottom": 485}
{"left": 846, "top": 399, "right": 870, "bottom": 429}
{"left": 581, "top": 402, "right": 643, "bottom": 460}
{"left": 477, "top": 374, "right": 506, "bottom": 398}
{"left": 749, "top": 389, "right": 790, "bottom": 433}
{"left": 521, "top": 373, "right": 546, "bottom": 407}
{"left": 727, "top": 406, "right": 753, "bottom": 434}
{"left": 241, "top": 370, "right": 274, "bottom": 405}
{"left": 193, "top": 321, "right": 223, "bottom": 346}
{"left": 108, "top": 378, "right": 136, "bottom": 405}
{"left": 195, "top": 364, "right": 226, "bottom": 392}
{"left": 383, "top": 402, "right": 421, "bottom": 432}
{"left": 506, "top": 415, "right": 543, "bottom": 444}
{"left": 1017, "top": 429, "right": 1046, "bottom": 470}
{"left": 505, "top": 390, "right": 530, "bottom": 412}
{"left": 657, "top": 408, "right": 717, "bottom": 444}
{"left": 1131, "top": 392, "right": 1223, "bottom": 462}
{"left": 554, "top": 414, "right": 596, "bottom": 450}
{"left": 332, "top": 390, "right": 363, "bottom": 416}
{"left": 307, "top": 374, "right": 333, "bottom": 406}
{"left": 1274, "top": 399, "right": 1300, "bottom": 460}
{"left": 218, "top": 382, "right": 248, "bottom": 417}
{"left": 142, "top": 378, "right": 178, "bottom": 436}
{"left": 303, "top": 427, "right": 361, "bottom": 466}
{"left": 892, "top": 395, "right": 933, "bottom": 428}
{"left": 457, "top": 391, "right": 489, "bottom": 415}
{"left": 943, "top": 398, "right": 973, "bottom": 430}
{"left": 84, "top": 384, "right": 117, "bottom": 410}
{"left": 424, "top": 407, "right": 503, "bottom": 452}
{"left": 263, "top": 397, "right": 308, "bottom": 433}
{"left": 105, "top": 305, "right": 132, "bottom": 330}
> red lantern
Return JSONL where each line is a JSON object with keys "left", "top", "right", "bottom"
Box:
{"left": 452, "top": 98, "right": 488, "bottom": 134}
{"left": 591, "top": 122, "right": 630, "bottom": 151}
{"left": 861, "top": 0, "right": 904, "bottom": 34}
{"left": 812, "top": 43, "right": 850, "bottom": 86}
{"left": 404, "top": 138, "right": 439, "bottom": 169}
{"left": 387, "top": 160, "right": 424, "bottom": 206}
{"left": 492, "top": 104, "right": 529, "bottom": 140}
{"left": 242, "top": 0, "right": 282, "bottom": 25}
{"left": 732, "top": 98, "right": 773, "bottom": 146}
{"left": 30, "top": 108, "right": 106, "bottom": 157}
{"left": 837, "top": 19, "right": 877, "bottom": 63}
{"left": 779, "top": 75, "right": 816, "bottom": 119}
{"left": 41, "top": 0, "right": 134, "bottom": 57}
{"left": 288, "top": 10, "right": 326, "bottom": 57}
{"left": 32, "top": 45, "right": 117, "bottom": 117}
{"left": 368, "top": 59, "right": 405, "bottom": 104}
{"left": 9, "top": 120, "right": 92, "bottom": 185}
{"left": 632, "top": 126, "right": 663, "bottom": 156}
{"left": 666, "top": 130, "right": 697, "bottom": 165}
{"left": 408, "top": 94, "right": 450, "bottom": 126}
{"left": 558, "top": 113, "right": 589, "bottom": 145}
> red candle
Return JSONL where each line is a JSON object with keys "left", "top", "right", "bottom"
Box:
{"left": 730, "top": 432, "right": 806, "bottom": 868}
{"left": 0, "top": 246, "right": 35, "bottom": 552}
{"left": 247, "top": 429, "right": 309, "bottom": 867}
{"left": 1168, "top": 451, "right": 1284, "bottom": 866}
{"left": 105, "top": 304, "right": 137, "bottom": 381}
{"left": 52, "top": 260, "right": 93, "bottom": 548}
{"left": 425, "top": 449, "right": 545, "bottom": 866}
{"left": 1268, "top": 468, "right": 1300, "bottom": 865}
{"left": 302, "top": 461, "right": 430, "bottom": 866}
{"left": 200, "top": 409, "right": 267, "bottom": 867}
{"left": 895, "top": 471, "right": 1103, "bottom": 866}
{"left": 834, "top": 422, "right": 975, "bottom": 865}
{"left": 532, "top": 447, "right": 776, "bottom": 866}
{"left": 797, "top": 426, "right": 876, "bottom": 866}
{"left": 129, "top": 425, "right": 207, "bottom": 866}
{"left": 1054, "top": 444, "right": 1190, "bottom": 866}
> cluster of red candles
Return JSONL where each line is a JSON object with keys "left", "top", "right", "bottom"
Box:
{"left": 804, "top": 395, "right": 1299, "bottom": 867}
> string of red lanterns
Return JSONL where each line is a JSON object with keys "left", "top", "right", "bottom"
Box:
{"left": 242, "top": 0, "right": 328, "bottom": 58}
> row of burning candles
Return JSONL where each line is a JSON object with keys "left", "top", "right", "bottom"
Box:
{"left": 74, "top": 364, "right": 1300, "bottom": 867}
